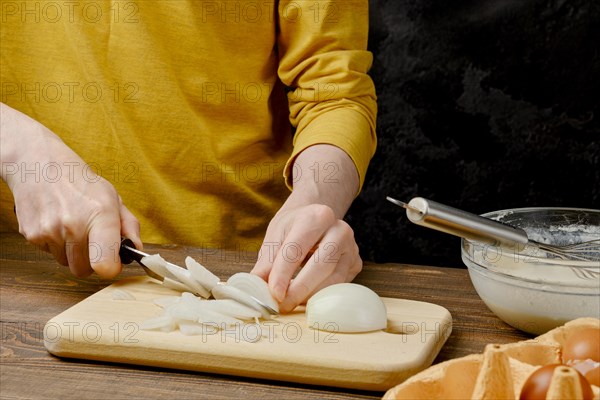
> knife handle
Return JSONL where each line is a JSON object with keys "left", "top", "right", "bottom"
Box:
{"left": 119, "top": 238, "right": 145, "bottom": 264}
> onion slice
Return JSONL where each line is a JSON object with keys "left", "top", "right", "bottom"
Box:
{"left": 140, "top": 254, "right": 173, "bottom": 281}
{"left": 162, "top": 277, "right": 191, "bottom": 293}
{"left": 202, "top": 299, "right": 262, "bottom": 320}
{"left": 136, "top": 255, "right": 281, "bottom": 340}
{"left": 306, "top": 283, "right": 388, "bottom": 333}
{"left": 211, "top": 284, "right": 272, "bottom": 319}
{"left": 185, "top": 256, "right": 220, "bottom": 291}
{"left": 226, "top": 272, "right": 279, "bottom": 314}
{"left": 166, "top": 301, "right": 206, "bottom": 321}
{"left": 164, "top": 263, "right": 211, "bottom": 298}
{"left": 196, "top": 308, "right": 243, "bottom": 327}
{"left": 140, "top": 314, "right": 177, "bottom": 332}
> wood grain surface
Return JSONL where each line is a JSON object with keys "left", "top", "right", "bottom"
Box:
{"left": 44, "top": 277, "right": 452, "bottom": 391}
{"left": 0, "top": 233, "right": 531, "bottom": 399}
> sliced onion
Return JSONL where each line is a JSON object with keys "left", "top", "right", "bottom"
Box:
{"left": 211, "top": 284, "right": 272, "bottom": 319}
{"left": 152, "top": 292, "right": 251, "bottom": 325}
{"left": 164, "top": 263, "right": 211, "bottom": 298}
{"left": 140, "top": 314, "right": 177, "bottom": 332}
{"left": 137, "top": 254, "right": 280, "bottom": 339}
{"left": 178, "top": 321, "right": 213, "bottom": 336}
{"left": 140, "top": 254, "right": 172, "bottom": 281}
{"left": 166, "top": 301, "right": 206, "bottom": 321}
{"left": 306, "top": 283, "right": 388, "bottom": 333}
{"left": 202, "top": 299, "right": 262, "bottom": 320}
{"left": 226, "top": 272, "right": 279, "bottom": 314}
{"left": 180, "top": 291, "right": 201, "bottom": 303}
{"left": 196, "top": 308, "right": 243, "bottom": 327}
{"left": 162, "top": 277, "right": 191, "bottom": 293}
{"left": 185, "top": 256, "right": 220, "bottom": 291}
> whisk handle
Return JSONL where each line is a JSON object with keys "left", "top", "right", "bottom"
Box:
{"left": 401, "top": 197, "right": 529, "bottom": 248}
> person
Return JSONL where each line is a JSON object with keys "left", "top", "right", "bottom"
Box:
{"left": 0, "top": 0, "right": 377, "bottom": 313}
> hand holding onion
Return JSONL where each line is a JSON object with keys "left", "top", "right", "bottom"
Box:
{"left": 252, "top": 203, "right": 362, "bottom": 313}
{"left": 251, "top": 144, "right": 362, "bottom": 313}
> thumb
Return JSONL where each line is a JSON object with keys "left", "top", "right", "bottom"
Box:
{"left": 88, "top": 212, "right": 122, "bottom": 279}
{"left": 251, "top": 236, "right": 282, "bottom": 281}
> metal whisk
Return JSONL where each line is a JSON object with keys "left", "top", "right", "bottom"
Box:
{"left": 387, "top": 197, "right": 600, "bottom": 279}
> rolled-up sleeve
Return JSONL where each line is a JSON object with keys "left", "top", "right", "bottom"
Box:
{"left": 277, "top": 0, "right": 377, "bottom": 193}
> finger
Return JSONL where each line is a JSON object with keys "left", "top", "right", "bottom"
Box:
{"left": 22, "top": 215, "right": 70, "bottom": 266}
{"left": 47, "top": 241, "right": 68, "bottom": 266}
{"left": 119, "top": 201, "right": 142, "bottom": 250}
{"left": 279, "top": 222, "right": 362, "bottom": 312}
{"left": 251, "top": 214, "right": 292, "bottom": 280}
{"left": 251, "top": 235, "right": 282, "bottom": 281}
{"left": 268, "top": 227, "right": 324, "bottom": 302}
{"left": 308, "top": 253, "right": 362, "bottom": 298}
{"left": 87, "top": 211, "right": 122, "bottom": 279}
{"left": 280, "top": 253, "right": 362, "bottom": 313}
{"left": 278, "top": 250, "right": 338, "bottom": 313}
{"left": 268, "top": 205, "right": 336, "bottom": 302}
{"left": 66, "top": 236, "right": 93, "bottom": 277}
{"left": 278, "top": 229, "right": 354, "bottom": 312}
{"left": 26, "top": 230, "right": 69, "bottom": 266}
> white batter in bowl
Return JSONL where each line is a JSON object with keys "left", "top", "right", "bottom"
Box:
{"left": 461, "top": 207, "right": 600, "bottom": 335}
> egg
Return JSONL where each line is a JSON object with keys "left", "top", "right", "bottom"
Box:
{"left": 570, "top": 359, "right": 600, "bottom": 387}
{"left": 519, "top": 364, "right": 593, "bottom": 400}
{"left": 584, "top": 365, "right": 600, "bottom": 387}
{"left": 562, "top": 327, "right": 600, "bottom": 363}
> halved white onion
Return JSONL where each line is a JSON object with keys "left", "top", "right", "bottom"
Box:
{"left": 185, "top": 256, "right": 220, "bottom": 291}
{"left": 306, "top": 283, "right": 388, "bottom": 333}
{"left": 226, "top": 272, "right": 279, "bottom": 314}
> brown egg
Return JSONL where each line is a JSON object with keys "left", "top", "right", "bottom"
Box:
{"left": 519, "top": 364, "right": 593, "bottom": 400}
{"left": 563, "top": 328, "right": 600, "bottom": 363}
{"left": 570, "top": 359, "right": 600, "bottom": 387}
{"left": 584, "top": 365, "right": 600, "bottom": 387}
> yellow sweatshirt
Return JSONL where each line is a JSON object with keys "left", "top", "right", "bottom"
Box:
{"left": 0, "top": 0, "right": 377, "bottom": 250}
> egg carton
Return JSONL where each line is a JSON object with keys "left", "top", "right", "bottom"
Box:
{"left": 384, "top": 318, "right": 600, "bottom": 400}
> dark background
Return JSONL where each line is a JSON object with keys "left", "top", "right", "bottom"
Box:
{"left": 348, "top": 0, "right": 600, "bottom": 267}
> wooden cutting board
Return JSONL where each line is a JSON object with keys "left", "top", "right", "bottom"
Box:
{"left": 44, "top": 276, "right": 452, "bottom": 391}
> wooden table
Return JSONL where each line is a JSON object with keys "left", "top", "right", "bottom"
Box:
{"left": 0, "top": 233, "right": 531, "bottom": 399}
